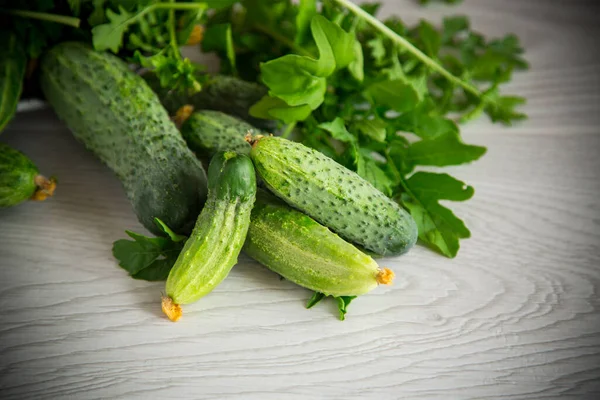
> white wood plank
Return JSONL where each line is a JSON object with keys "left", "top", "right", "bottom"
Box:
{"left": 1, "top": 1, "right": 599, "bottom": 399}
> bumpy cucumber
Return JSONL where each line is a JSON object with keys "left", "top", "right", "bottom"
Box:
{"left": 162, "top": 151, "right": 256, "bottom": 321}
{"left": 0, "top": 143, "right": 56, "bottom": 207}
{"left": 249, "top": 136, "right": 418, "bottom": 256}
{"left": 0, "top": 31, "right": 27, "bottom": 132}
{"left": 244, "top": 191, "right": 394, "bottom": 297}
{"left": 181, "top": 110, "right": 259, "bottom": 157}
{"left": 143, "top": 73, "right": 273, "bottom": 129}
{"left": 40, "top": 42, "right": 208, "bottom": 235}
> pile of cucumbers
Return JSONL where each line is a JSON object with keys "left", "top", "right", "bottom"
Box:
{"left": 5, "top": 42, "right": 418, "bottom": 321}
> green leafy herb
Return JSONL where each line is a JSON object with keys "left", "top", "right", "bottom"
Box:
{"left": 305, "top": 292, "right": 357, "bottom": 320}
{"left": 112, "top": 218, "right": 186, "bottom": 281}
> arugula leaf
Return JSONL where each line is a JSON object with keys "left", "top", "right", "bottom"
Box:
{"left": 112, "top": 218, "right": 185, "bottom": 281}
{"left": 365, "top": 79, "right": 419, "bottom": 112}
{"left": 399, "top": 172, "right": 473, "bottom": 258}
{"left": 405, "top": 134, "right": 487, "bottom": 169}
{"left": 91, "top": 5, "right": 132, "bottom": 52}
{"left": 318, "top": 117, "right": 355, "bottom": 143}
{"left": 306, "top": 292, "right": 325, "bottom": 308}
{"left": 353, "top": 118, "right": 387, "bottom": 143}
{"left": 336, "top": 296, "right": 357, "bottom": 321}
{"left": 295, "top": 0, "right": 317, "bottom": 45}
{"left": 305, "top": 292, "right": 357, "bottom": 320}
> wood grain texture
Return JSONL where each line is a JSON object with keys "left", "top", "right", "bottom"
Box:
{"left": 1, "top": 1, "right": 600, "bottom": 399}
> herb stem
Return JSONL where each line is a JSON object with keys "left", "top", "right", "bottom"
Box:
{"left": 253, "top": 24, "right": 314, "bottom": 57}
{"left": 333, "top": 0, "right": 482, "bottom": 99}
{"left": 167, "top": 0, "right": 181, "bottom": 59}
{"left": 1, "top": 9, "right": 81, "bottom": 28}
{"left": 282, "top": 122, "right": 297, "bottom": 139}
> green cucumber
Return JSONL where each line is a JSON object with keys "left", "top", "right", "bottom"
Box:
{"left": 39, "top": 42, "right": 208, "bottom": 235}
{"left": 0, "top": 31, "right": 27, "bottom": 133}
{"left": 249, "top": 136, "right": 418, "bottom": 256}
{"left": 143, "top": 73, "right": 273, "bottom": 129}
{"left": 244, "top": 191, "right": 394, "bottom": 297}
{"left": 0, "top": 143, "right": 56, "bottom": 207}
{"left": 181, "top": 110, "right": 259, "bottom": 157}
{"left": 162, "top": 151, "right": 256, "bottom": 321}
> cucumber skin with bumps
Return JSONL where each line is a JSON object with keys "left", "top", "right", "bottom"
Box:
{"left": 144, "top": 73, "right": 274, "bottom": 130}
{"left": 166, "top": 152, "right": 257, "bottom": 305}
{"left": 0, "top": 31, "right": 26, "bottom": 133}
{"left": 0, "top": 143, "right": 38, "bottom": 207}
{"left": 39, "top": 42, "right": 208, "bottom": 235}
{"left": 244, "top": 191, "right": 383, "bottom": 297}
{"left": 250, "top": 137, "right": 418, "bottom": 256}
{"left": 181, "top": 110, "right": 259, "bottom": 157}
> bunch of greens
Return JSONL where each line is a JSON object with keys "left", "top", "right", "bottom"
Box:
{"left": 202, "top": 0, "right": 528, "bottom": 258}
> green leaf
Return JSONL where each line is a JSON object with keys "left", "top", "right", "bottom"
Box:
{"left": 306, "top": 292, "right": 326, "bottom": 308}
{"left": 367, "top": 37, "right": 386, "bottom": 66}
{"left": 336, "top": 296, "right": 357, "bottom": 321}
{"left": 400, "top": 172, "right": 473, "bottom": 258}
{"left": 318, "top": 117, "right": 355, "bottom": 143}
{"left": 202, "top": 23, "right": 237, "bottom": 74}
{"left": 112, "top": 219, "right": 186, "bottom": 281}
{"left": 366, "top": 79, "right": 420, "bottom": 112}
{"left": 91, "top": 5, "right": 134, "bottom": 52}
{"left": 485, "top": 94, "right": 527, "bottom": 125}
{"left": 261, "top": 58, "right": 327, "bottom": 108}
{"left": 392, "top": 109, "right": 459, "bottom": 139}
{"left": 406, "top": 134, "right": 486, "bottom": 168}
{"left": 295, "top": 0, "right": 317, "bottom": 45}
{"left": 354, "top": 118, "right": 387, "bottom": 142}
{"left": 348, "top": 40, "right": 365, "bottom": 82}
{"left": 356, "top": 150, "right": 395, "bottom": 196}
{"left": 153, "top": 218, "right": 186, "bottom": 242}
{"left": 250, "top": 95, "right": 313, "bottom": 123}
{"left": 417, "top": 20, "right": 441, "bottom": 56}
{"left": 442, "top": 15, "right": 469, "bottom": 43}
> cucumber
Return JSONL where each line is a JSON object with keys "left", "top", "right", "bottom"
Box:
{"left": 244, "top": 191, "right": 394, "bottom": 297}
{"left": 249, "top": 136, "right": 418, "bottom": 256}
{"left": 0, "top": 143, "right": 56, "bottom": 207}
{"left": 39, "top": 42, "right": 208, "bottom": 235}
{"left": 0, "top": 31, "right": 27, "bottom": 133}
{"left": 162, "top": 151, "right": 256, "bottom": 321}
{"left": 143, "top": 73, "right": 273, "bottom": 130}
{"left": 180, "top": 110, "right": 258, "bottom": 157}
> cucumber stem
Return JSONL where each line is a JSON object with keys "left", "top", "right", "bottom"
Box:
{"left": 30, "top": 175, "right": 57, "bottom": 202}
{"left": 162, "top": 295, "right": 182, "bottom": 322}
{"left": 376, "top": 268, "right": 395, "bottom": 285}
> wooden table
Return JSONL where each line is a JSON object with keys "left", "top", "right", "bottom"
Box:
{"left": 1, "top": 1, "right": 599, "bottom": 398}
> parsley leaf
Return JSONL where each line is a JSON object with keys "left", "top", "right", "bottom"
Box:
{"left": 112, "top": 218, "right": 185, "bottom": 281}
{"left": 91, "top": 5, "right": 132, "bottom": 52}
{"left": 399, "top": 172, "right": 473, "bottom": 258}
{"left": 305, "top": 292, "right": 357, "bottom": 321}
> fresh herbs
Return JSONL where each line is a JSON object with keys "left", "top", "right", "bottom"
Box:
{"left": 203, "top": 0, "right": 528, "bottom": 257}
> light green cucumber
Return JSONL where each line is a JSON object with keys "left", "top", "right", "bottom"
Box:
{"left": 39, "top": 42, "right": 208, "bottom": 235}
{"left": 249, "top": 136, "right": 418, "bottom": 256}
{"left": 162, "top": 151, "right": 256, "bottom": 321}
{"left": 244, "top": 191, "right": 394, "bottom": 297}
{"left": 181, "top": 110, "right": 260, "bottom": 157}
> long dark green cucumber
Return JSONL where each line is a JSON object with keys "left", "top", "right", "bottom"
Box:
{"left": 181, "top": 110, "right": 260, "bottom": 157}
{"left": 143, "top": 73, "right": 274, "bottom": 130}
{"left": 249, "top": 136, "right": 418, "bottom": 256}
{"left": 163, "top": 151, "right": 256, "bottom": 321}
{"left": 0, "top": 143, "right": 56, "bottom": 207}
{"left": 244, "top": 191, "right": 393, "bottom": 297}
{"left": 0, "top": 31, "right": 27, "bottom": 132}
{"left": 39, "top": 42, "right": 208, "bottom": 235}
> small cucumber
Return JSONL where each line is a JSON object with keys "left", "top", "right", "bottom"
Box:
{"left": 143, "top": 73, "right": 274, "bottom": 130}
{"left": 162, "top": 151, "right": 256, "bottom": 321}
{"left": 248, "top": 136, "right": 418, "bottom": 256}
{"left": 0, "top": 143, "right": 56, "bottom": 207}
{"left": 181, "top": 110, "right": 259, "bottom": 157}
{"left": 244, "top": 191, "right": 394, "bottom": 297}
{"left": 0, "top": 31, "right": 27, "bottom": 132}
